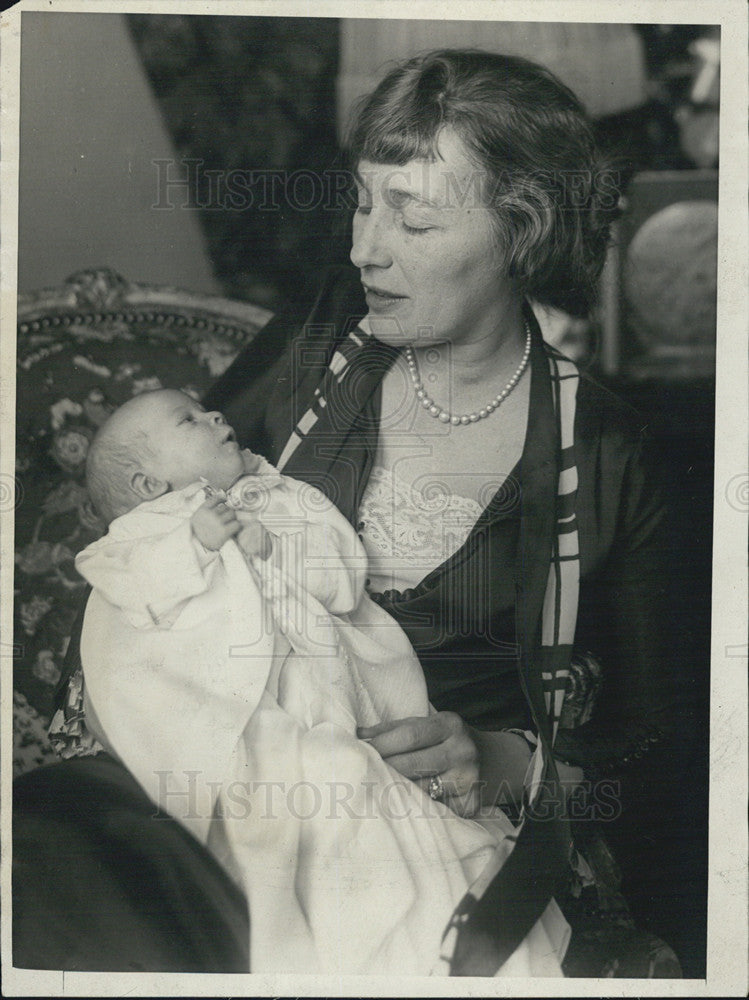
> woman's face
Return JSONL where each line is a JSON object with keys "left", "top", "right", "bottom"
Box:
{"left": 351, "top": 129, "right": 513, "bottom": 349}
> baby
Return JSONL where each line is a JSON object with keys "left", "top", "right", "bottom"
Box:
{"left": 75, "top": 389, "right": 568, "bottom": 977}
{"left": 80, "top": 388, "right": 363, "bottom": 629}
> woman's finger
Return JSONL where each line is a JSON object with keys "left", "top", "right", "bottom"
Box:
{"left": 357, "top": 713, "right": 451, "bottom": 742}
{"left": 420, "top": 780, "right": 481, "bottom": 818}
{"left": 414, "top": 766, "right": 474, "bottom": 799}
{"left": 358, "top": 714, "right": 450, "bottom": 759}
{"left": 383, "top": 728, "right": 478, "bottom": 780}
{"left": 413, "top": 763, "right": 483, "bottom": 817}
{"left": 383, "top": 743, "right": 454, "bottom": 781}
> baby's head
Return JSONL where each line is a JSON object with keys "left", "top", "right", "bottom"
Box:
{"left": 86, "top": 389, "right": 245, "bottom": 524}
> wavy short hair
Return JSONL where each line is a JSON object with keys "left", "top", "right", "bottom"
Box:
{"left": 347, "top": 49, "right": 620, "bottom": 316}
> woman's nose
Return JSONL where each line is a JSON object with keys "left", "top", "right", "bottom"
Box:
{"left": 350, "top": 208, "right": 392, "bottom": 270}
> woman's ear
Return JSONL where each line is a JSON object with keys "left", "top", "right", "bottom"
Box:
{"left": 130, "top": 470, "right": 168, "bottom": 502}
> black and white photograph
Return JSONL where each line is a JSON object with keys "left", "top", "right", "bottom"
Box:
{"left": 2, "top": 1, "right": 746, "bottom": 994}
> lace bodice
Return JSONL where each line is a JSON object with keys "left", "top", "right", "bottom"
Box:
{"left": 358, "top": 465, "right": 484, "bottom": 593}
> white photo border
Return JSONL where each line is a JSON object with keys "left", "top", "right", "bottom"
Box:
{"left": 1, "top": 1, "right": 746, "bottom": 995}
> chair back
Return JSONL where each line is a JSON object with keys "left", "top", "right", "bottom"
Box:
{"left": 13, "top": 268, "right": 272, "bottom": 759}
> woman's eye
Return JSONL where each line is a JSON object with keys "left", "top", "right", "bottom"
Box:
{"left": 355, "top": 203, "right": 372, "bottom": 215}
{"left": 402, "top": 221, "right": 432, "bottom": 235}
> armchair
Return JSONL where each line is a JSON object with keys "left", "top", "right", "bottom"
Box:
{"left": 13, "top": 268, "right": 271, "bottom": 775}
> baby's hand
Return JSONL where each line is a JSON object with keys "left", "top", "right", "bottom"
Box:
{"left": 191, "top": 496, "right": 240, "bottom": 550}
{"left": 236, "top": 519, "right": 272, "bottom": 561}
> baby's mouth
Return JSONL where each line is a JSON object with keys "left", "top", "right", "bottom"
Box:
{"left": 222, "top": 428, "right": 237, "bottom": 445}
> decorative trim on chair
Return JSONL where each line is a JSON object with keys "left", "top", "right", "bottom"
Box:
{"left": 18, "top": 268, "right": 274, "bottom": 336}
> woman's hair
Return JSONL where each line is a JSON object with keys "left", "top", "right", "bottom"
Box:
{"left": 347, "top": 49, "right": 621, "bottom": 316}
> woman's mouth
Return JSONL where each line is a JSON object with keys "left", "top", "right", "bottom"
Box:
{"left": 363, "top": 285, "right": 407, "bottom": 312}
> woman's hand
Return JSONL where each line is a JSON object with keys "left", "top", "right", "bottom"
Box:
{"left": 357, "top": 717, "right": 570, "bottom": 817}
{"left": 357, "top": 712, "right": 482, "bottom": 817}
{"left": 358, "top": 715, "right": 585, "bottom": 818}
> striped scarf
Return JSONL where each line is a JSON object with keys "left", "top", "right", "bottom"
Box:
{"left": 279, "top": 309, "right": 581, "bottom": 976}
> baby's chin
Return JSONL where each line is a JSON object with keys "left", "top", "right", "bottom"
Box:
{"left": 214, "top": 458, "right": 248, "bottom": 491}
{"left": 239, "top": 449, "right": 265, "bottom": 475}
{"left": 188, "top": 452, "right": 247, "bottom": 492}
{"left": 181, "top": 449, "right": 271, "bottom": 492}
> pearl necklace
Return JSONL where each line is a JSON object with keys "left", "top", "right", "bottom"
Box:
{"left": 404, "top": 320, "right": 532, "bottom": 425}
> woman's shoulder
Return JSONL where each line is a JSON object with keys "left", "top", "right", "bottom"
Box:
{"left": 575, "top": 366, "right": 652, "bottom": 454}
{"left": 538, "top": 336, "right": 649, "bottom": 458}
{"left": 569, "top": 367, "right": 669, "bottom": 548}
{"left": 571, "top": 365, "right": 670, "bottom": 498}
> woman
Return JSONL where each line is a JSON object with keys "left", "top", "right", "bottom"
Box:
{"left": 23, "top": 50, "right": 682, "bottom": 976}
{"left": 205, "top": 50, "right": 681, "bottom": 975}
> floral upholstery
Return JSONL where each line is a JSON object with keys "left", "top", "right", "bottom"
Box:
{"left": 13, "top": 268, "right": 271, "bottom": 776}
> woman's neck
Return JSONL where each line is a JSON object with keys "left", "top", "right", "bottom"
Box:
{"left": 409, "top": 298, "right": 527, "bottom": 388}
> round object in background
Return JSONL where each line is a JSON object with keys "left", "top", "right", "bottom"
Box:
{"left": 624, "top": 200, "right": 717, "bottom": 367}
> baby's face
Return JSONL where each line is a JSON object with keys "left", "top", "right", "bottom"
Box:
{"left": 135, "top": 390, "right": 245, "bottom": 491}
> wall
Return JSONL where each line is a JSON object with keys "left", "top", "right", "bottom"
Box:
{"left": 17, "top": 12, "right": 219, "bottom": 295}
{"left": 337, "top": 19, "right": 648, "bottom": 136}
{"left": 127, "top": 13, "right": 340, "bottom": 308}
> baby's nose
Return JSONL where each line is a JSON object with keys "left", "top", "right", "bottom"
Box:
{"left": 206, "top": 410, "right": 225, "bottom": 424}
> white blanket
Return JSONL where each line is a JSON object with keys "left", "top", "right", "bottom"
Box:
{"left": 77, "top": 473, "right": 569, "bottom": 976}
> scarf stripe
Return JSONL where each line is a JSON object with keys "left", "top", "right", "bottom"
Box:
{"left": 540, "top": 347, "right": 580, "bottom": 744}
{"left": 277, "top": 327, "right": 366, "bottom": 471}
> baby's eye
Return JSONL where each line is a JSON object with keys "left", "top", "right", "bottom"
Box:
{"left": 179, "top": 413, "right": 195, "bottom": 424}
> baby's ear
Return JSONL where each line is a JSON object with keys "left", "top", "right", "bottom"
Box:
{"left": 130, "top": 470, "right": 168, "bottom": 502}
